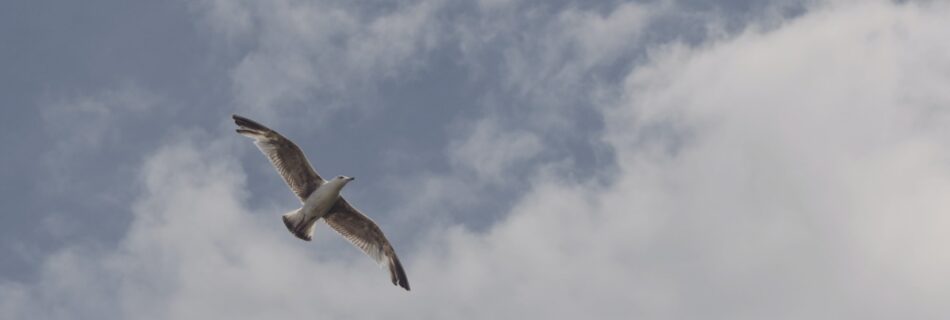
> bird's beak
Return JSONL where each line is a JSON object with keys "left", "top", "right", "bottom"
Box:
{"left": 348, "top": 177, "right": 356, "bottom": 181}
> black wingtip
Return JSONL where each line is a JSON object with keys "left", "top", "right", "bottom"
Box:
{"left": 231, "top": 114, "right": 248, "bottom": 125}
{"left": 231, "top": 114, "right": 271, "bottom": 132}
{"left": 390, "top": 256, "right": 410, "bottom": 291}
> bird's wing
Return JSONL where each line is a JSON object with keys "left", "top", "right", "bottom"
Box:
{"left": 324, "top": 198, "right": 410, "bottom": 291}
{"left": 232, "top": 114, "right": 323, "bottom": 201}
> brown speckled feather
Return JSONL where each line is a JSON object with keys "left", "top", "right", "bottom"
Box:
{"left": 325, "top": 198, "right": 410, "bottom": 291}
{"left": 232, "top": 115, "right": 323, "bottom": 201}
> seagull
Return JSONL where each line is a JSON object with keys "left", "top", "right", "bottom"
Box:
{"left": 232, "top": 114, "right": 410, "bottom": 291}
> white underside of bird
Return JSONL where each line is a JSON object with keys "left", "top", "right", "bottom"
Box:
{"left": 281, "top": 176, "right": 351, "bottom": 240}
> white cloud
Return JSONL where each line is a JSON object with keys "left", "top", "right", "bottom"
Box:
{"left": 6, "top": 1, "right": 950, "bottom": 319}
{"left": 455, "top": 1, "right": 662, "bottom": 129}
{"left": 193, "top": 0, "right": 445, "bottom": 121}
{"left": 601, "top": 1, "right": 950, "bottom": 318}
{"left": 448, "top": 118, "right": 542, "bottom": 183}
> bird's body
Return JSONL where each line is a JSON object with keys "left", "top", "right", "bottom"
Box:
{"left": 300, "top": 177, "right": 345, "bottom": 220}
{"left": 232, "top": 114, "right": 410, "bottom": 291}
{"left": 282, "top": 176, "right": 353, "bottom": 240}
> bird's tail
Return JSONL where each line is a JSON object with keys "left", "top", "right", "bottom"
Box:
{"left": 282, "top": 208, "right": 317, "bottom": 241}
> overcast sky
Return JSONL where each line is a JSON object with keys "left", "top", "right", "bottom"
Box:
{"left": 3, "top": 0, "right": 950, "bottom": 319}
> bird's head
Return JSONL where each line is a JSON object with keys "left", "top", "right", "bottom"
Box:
{"left": 326, "top": 175, "right": 355, "bottom": 191}
{"left": 334, "top": 175, "right": 356, "bottom": 184}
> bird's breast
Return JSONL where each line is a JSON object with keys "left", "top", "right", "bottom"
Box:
{"left": 301, "top": 184, "right": 341, "bottom": 218}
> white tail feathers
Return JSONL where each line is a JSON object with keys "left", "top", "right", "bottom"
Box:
{"left": 282, "top": 208, "right": 317, "bottom": 241}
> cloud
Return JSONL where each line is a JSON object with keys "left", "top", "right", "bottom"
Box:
{"left": 452, "top": 1, "right": 664, "bottom": 131}
{"left": 5, "top": 1, "right": 950, "bottom": 319}
{"left": 448, "top": 118, "right": 542, "bottom": 183}
{"left": 600, "top": 1, "right": 950, "bottom": 318}
{"left": 34, "top": 83, "right": 167, "bottom": 240}
{"left": 192, "top": 0, "right": 445, "bottom": 120}
{"left": 40, "top": 83, "right": 160, "bottom": 166}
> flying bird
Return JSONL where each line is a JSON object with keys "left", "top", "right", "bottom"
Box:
{"left": 232, "top": 114, "right": 410, "bottom": 291}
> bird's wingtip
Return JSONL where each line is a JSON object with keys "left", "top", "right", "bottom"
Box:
{"left": 389, "top": 256, "right": 410, "bottom": 291}
{"left": 231, "top": 114, "right": 272, "bottom": 133}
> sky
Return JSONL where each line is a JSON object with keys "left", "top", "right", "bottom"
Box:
{"left": 2, "top": 0, "right": 950, "bottom": 319}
